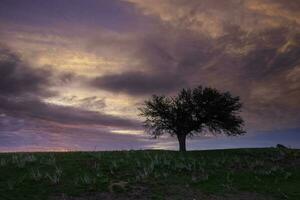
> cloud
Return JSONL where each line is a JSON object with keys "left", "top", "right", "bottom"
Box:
{"left": 1, "top": 0, "right": 300, "bottom": 139}
{"left": 126, "top": 0, "right": 300, "bottom": 37}
{"left": 0, "top": 45, "right": 140, "bottom": 130}
{"left": 0, "top": 44, "right": 53, "bottom": 97}
{"left": 0, "top": 96, "right": 140, "bottom": 129}
{"left": 91, "top": 71, "right": 186, "bottom": 95}
{"left": 88, "top": 0, "right": 300, "bottom": 131}
{"left": 87, "top": 25, "right": 217, "bottom": 95}
{"left": 0, "top": 123, "right": 150, "bottom": 152}
{"left": 53, "top": 95, "right": 107, "bottom": 110}
{"left": 246, "top": 0, "right": 300, "bottom": 26}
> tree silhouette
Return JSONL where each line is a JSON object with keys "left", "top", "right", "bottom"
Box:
{"left": 139, "top": 86, "right": 245, "bottom": 151}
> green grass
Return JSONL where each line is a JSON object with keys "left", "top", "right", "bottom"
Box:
{"left": 0, "top": 148, "right": 299, "bottom": 200}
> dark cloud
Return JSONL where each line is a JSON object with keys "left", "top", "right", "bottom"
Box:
{"left": 0, "top": 45, "right": 140, "bottom": 130}
{"left": 239, "top": 30, "right": 300, "bottom": 79}
{"left": 0, "top": 114, "right": 25, "bottom": 132}
{"left": 58, "top": 72, "right": 76, "bottom": 84}
{"left": 0, "top": 96, "right": 140, "bottom": 129}
{"left": 87, "top": 28, "right": 217, "bottom": 96}
{"left": 0, "top": 120, "right": 150, "bottom": 151}
{"left": 91, "top": 71, "right": 186, "bottom": 95}
{"left": 0, "top": 45, "right": 54, "bottom": 97}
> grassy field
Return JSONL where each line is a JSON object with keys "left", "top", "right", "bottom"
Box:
{"left": 0, "top": 148, "right": 299, "bottom": 200}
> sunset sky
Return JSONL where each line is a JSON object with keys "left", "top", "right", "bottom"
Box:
{"left": 0, "top": 0, "right": 299, "bottom": 151}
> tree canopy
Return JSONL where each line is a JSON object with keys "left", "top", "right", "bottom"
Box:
{"left": 139, "top": 86, "right": 245, "bottom": 151}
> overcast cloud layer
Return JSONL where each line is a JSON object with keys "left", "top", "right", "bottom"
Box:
{"left": 0, "top": 0, "right": 299, "bottom": 151}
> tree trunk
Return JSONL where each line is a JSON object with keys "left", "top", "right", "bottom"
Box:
{"left": 177, "top": 134, "right": 187, "bottom": 152}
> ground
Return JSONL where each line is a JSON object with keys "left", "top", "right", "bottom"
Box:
{"left": 0, "top": 148, "right": 299, "bottom": 200}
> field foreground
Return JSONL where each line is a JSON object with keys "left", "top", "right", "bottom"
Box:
{"left": 0, "top": 148, "right": 299, "bottom": 200}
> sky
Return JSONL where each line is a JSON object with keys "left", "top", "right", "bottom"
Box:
{"left": 0, "top": 0, "right": 299, "bottom": 152}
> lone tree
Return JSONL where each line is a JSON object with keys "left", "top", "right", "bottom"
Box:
{"left": 139, "top": 86, "right": 245, "bottom": 151}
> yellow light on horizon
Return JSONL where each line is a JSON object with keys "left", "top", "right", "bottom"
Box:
{"left": 111, "top": 129, "right": 144, "bottom": 135}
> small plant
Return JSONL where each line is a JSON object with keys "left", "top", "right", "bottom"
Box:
{"left": 24, "top": 154, "right": 37, "bottom": 163}
{"left": 11, "top": 155, "right": 19, "bottom": 164}
{"left": 222, "top": 173, "right": 234, "bottom": 191}
{"left": 109, "top": 181, "right": 128, "bottom": 193}
{"left": 55, "top": 166, "right": 63, "bottom": 176}
{"left": 96, "top": 172, "right": 102, "bottom": 178}
{"left": 284, "top": 172, "right": 292, "bottom": 180}
{"left": 109, "top": 161, "right": 119, "bottom": 175}
{"left": 79, "top": 174, "right": 96, "bottom": 185}
{"left": 136, "top": 160, "right": 142, "bottom": 168}
{"left": 136, "top": 166, "right": 154, "bottom": 181}
{"left": 46, "top": 155, "right": 56, "bottom": 166}
{"left": 0, "top": 158, "right": 8, "bottom": 167}
{"left": 250, "top": 160, "right": 265, "bottom": 170}
{"left": 17, "top": 175, "right": 27, "bottom": 185}
{"left": 7, "top": 180, "right": 15, "bottom": 190}
{"left": 45, "top": 172, "right": 60, "bottom": 185}
{"left": 94, "top": 153, "right": 102, "bottom": 160}
{"left": 30, "top": 168, "right": 43, "bottom": 181}
{"left": 93, "top": 161, "right": 100, "bottom": 170}
{"left": 12, "top": 155, "right": 26, "bottom": 168}
{"left": 162, "top": 172, "right": 168, "bottom": 178}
